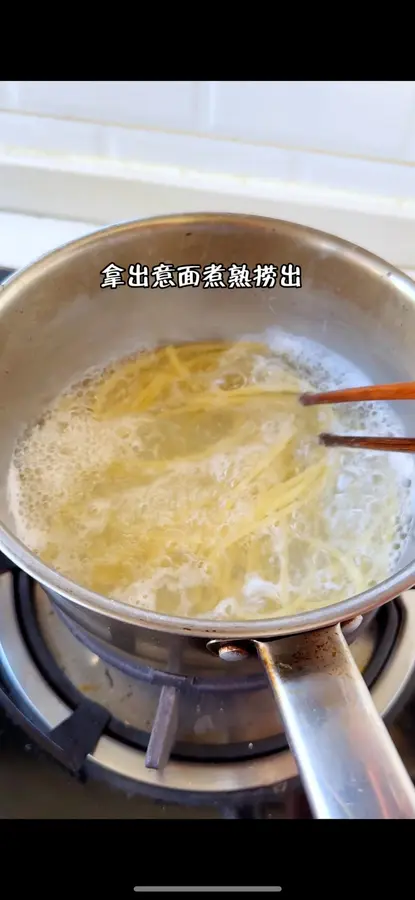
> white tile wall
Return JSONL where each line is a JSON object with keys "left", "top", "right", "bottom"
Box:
{"left": 1, "top": 80, "right": 415, "bottom": 249}
{"left": 0, "top": 82, "right": 10, "bottom": 107}
{"left": 402, "top": 108, "right": 415, "bottom": 163}
{"left": 0, "top": 111, "right": 102, "bottom": 157}
{"left": 210, "top": 81, "right": 415, "bottom": 161}
{"left": 1, "top": 81, "right": 415, "bottom": 167}
{"left": 13, "top": 81, "right": 199, "bottom": 131}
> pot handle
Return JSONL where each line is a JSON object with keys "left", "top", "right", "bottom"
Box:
{"left": 254, "top": 624, "right": 415, "bottom": 819}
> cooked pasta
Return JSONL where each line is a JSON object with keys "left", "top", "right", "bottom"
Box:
{"left": 7, "top": 334, "right": 414, "bottom": 620}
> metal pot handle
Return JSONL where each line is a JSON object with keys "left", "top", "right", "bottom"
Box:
{"left": 253, "top": 624, "right": 415, "bottom": 818}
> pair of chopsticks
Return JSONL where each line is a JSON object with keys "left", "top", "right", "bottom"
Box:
{"left": 299, "top": 381, "right": 415, "bottom": 453}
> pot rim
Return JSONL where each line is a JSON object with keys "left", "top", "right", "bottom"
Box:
{"left": 1, "top": 212, "right": 415, "bottom": 640}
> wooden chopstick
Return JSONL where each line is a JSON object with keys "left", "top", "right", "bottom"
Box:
{"left": 300, "top": 381, "right": 415, "bottom": 407}
{"left": 320, "top": 433, "right": 415, "bottom": 453}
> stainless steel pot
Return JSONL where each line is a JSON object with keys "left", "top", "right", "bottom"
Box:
{"left": 1, "top": 213, "right": 415, "bottom": 819}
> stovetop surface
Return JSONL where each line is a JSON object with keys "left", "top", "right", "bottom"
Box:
{"left": 0, "top": 712, "right": 226, "bottom": 818}
{"left": 1, "top": 625, "right": 414, "bottom": 819}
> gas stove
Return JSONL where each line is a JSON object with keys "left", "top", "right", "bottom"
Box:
{"left": 0, "top": 555, "right": 415, "bottom": 819}
{"left": 1, "top": 266, "right": 415, "bottom": 820}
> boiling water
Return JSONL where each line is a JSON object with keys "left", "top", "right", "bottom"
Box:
{"left": 7, "top": 333, "right": 414, "bottom": 620}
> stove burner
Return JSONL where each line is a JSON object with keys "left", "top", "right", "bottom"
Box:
{"left": 0, "top": 554, "right": 414, "bottom": 816}
{"left": 16, "top": 574, "right": 293, "bottom": 765}
{"left": 54, "top": 602, "right": 379, "bottom": 691}
{"left": 56, "top": 604, "right": 268, "bottom": 693}
{"left": 18, "top": 573, "right": 401, "bottom": 767}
